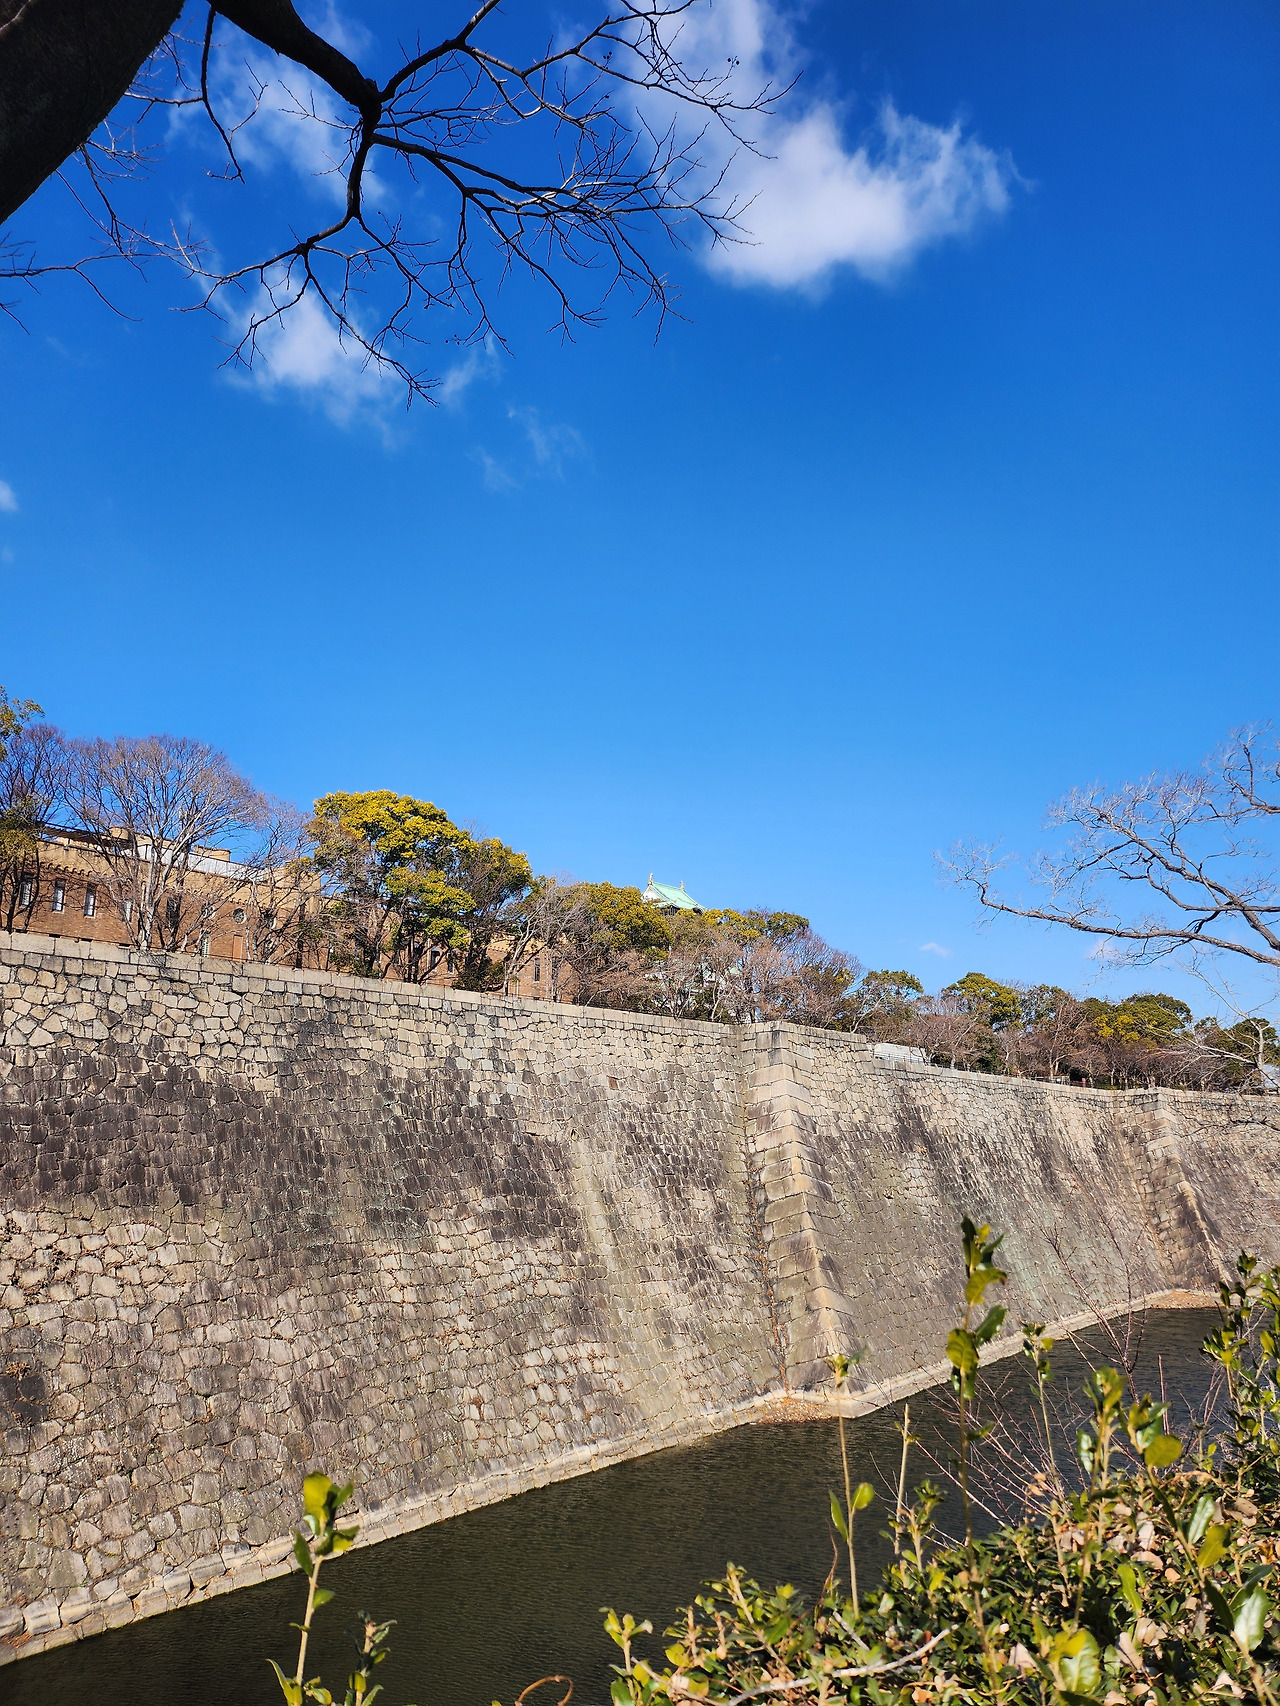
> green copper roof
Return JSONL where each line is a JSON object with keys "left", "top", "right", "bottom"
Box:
{"left": 643, "top": 876, "right": 702, "bottom": 911}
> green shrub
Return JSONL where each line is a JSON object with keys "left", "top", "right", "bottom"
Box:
{"left": 605, "top": 1235, "right": 1280, "bottom": 1705}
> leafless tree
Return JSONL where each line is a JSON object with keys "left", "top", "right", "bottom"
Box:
{"left": 536, "top": 886, "right": 654, "bottom": 1009}
{"left": 901, "top": 989, "right": 987, "bottom": 1071}
{"left": 948, "top": 725, "right": 1280, "bottom": 982}
{"left": 62, "top": 733, "right": 269, "bottom": 951}
{"left": 1010, "top": 987, "right": 1094, "bottom": 1083}
{"left": 498, "top": 877, "right": 674, "bottom": 1007}
{"left": 721, "top": 928, "right": 862, "bottom": 1028}
{"left": 499, "top": 875, "right": 563, "bottom": 996}
{"left": 841, "top": 969, "right": 925, "bottom": 1042}
{"left": 1161, "top": 978, "right": 1280, "bottom": 1092}
{"left": 0, "top": 722, "right": 67, "bottom": 929}
{"left": 1198, "top": 1018, "right": 1279, "bottom": 1091}
{"left": 2, "top": 0, "right": 774, "bottom": 396}
{"left": 229, "top": 798, "right": 318, "bottom": 965}
{"left": 647, "top": 913, "right": 743, "bottom": 1020}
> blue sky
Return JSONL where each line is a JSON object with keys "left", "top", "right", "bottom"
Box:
{"left": 1, "top": 0, "right": 1277, "bottom": 1012}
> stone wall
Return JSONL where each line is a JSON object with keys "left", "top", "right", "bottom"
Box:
{"left": 2, "top": 935, "right": 1277, "bottom": 1662}
{"left": 749, "top": 1026, "right": 1271, "bottom": 1390}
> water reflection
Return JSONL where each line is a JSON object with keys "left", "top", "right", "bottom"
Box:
{"left": 16, "top": 1309, "right": 1220, "bottom": 1706}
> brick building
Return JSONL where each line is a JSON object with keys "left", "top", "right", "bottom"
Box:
{"left": 7, "top": 829, "right": 268, "bottom": 961}
{"left": 4, "top": 844, "right": 694, "bottom": 995}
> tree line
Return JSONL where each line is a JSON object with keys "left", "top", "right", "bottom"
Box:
{"left": 1, "top": 687, "right": 1274, "bottom": 1091}
{"left": 0, "top": 688, "right": 860, "bottom": 1020}
{"left": 852, "top": 969, "right": 1278, "bottom": 1092}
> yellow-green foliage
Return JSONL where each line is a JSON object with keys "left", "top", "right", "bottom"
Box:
{"left": 571, "top": 882, "right": 672, "bottom": 953}
{"left": 307, "top": 789, "right": 530, "bottom": 980}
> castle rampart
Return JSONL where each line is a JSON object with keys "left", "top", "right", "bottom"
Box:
{"left": 2, "top": 934, "right": 1276, "bottom": 1663}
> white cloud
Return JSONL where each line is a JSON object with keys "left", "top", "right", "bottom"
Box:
{"left": 231, "top": 288, "right": 399, "bottom": 428}
{"left": 472, "top": 448, "right": 518, "bottom": 492}
{"left": 439, "top": 338, "right": 503, "bottom": 407}
{"left": 919, "top": 942, "right": 952, "bottom": 957}
{"left": 471, "top": 407, "right": 586, "bottom": 491}
{"left": 711, "top": 102, "right": 1013, "bottom": 289}
{"left": 509, "top": 406, "right": 585, "bottom": 477}
{"left": 0, "top": 480, "right": 17, "bottom": 513}
{"left": 667, "top": 0, "right": 1016, "bottom": 290}
{"left": 207, "top": 0, "right": 1013, "bottom": 303}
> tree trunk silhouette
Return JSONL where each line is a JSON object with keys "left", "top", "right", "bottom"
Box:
{"left": 0, "top": 0, "right": 182, "bottom": 223}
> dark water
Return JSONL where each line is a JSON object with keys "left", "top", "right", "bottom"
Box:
{"left": 13, "top": 1310, "right": 1221, "bottom": 1706}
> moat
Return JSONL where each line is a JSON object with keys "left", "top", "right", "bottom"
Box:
{"left": 18, "top": 1309, "right": 1220, "bottom": 1706}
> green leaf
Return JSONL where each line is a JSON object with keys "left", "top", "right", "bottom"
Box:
{"left": 974, "top": 1305, "right": 1007, "bottom": 1347}
{"left": 1205, "top": 1579, "right": 1234, "bottom": 1634}
{"left": 611, "top": 1680, "right": 633, "bottom": 1706}
{"left": 1187, "top": 1492, "right": 1216, "bottom": 1544}
{"left": 1075, "top": 1429, "right": 1095, "bottom": 1476}
{"left": 303, "top": 1474, "right": 333, "bottom": 1523}
{"left": 1086, "top": 1367, "right": 1124, "bottom": 1415}
{"left": 1143, "top": 1433, "right": 1183, "bottom": 1470}
{"left": 331, "top": 1527, "right": 358, "bottom": 1554}
{"left": 269, "top": 1660, "right": 304, "bottom": 1706}
{"left": 1117, "top": 1563, "right": 1142, "bottom": 1621}
{"left": 960, "top": 1217, "right": 1008, "bottom": 1306}
{"left": 312, "top": 1587, "right": 336, "bottom": 1608}
{"left": 1057, "top": 1629, "right": 1101, "bottom": 1696}
{"left": 829, "top": 1489, "right": 849, "bottom": 1541}
{"left": 292, "top": 1534, "right": 314, "bottom": 1576}
{"left": 946, "top": 1329, "right": 977, "bottom": 1376}
{"left": 852, "top": 1481, "right": 875, "bottom": 1512}
{"left": 963, "top": 1266, "right": 1007, "bottom": 1305}
{"left": 1232, "top": 1583, "right": 1271, "bottom": 1654}
{"left": 1197, "top": 1525, "right": 1229, "bottom": 1571}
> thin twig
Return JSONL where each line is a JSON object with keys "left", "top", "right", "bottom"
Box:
{"left": 709, "top": 1628, "right": 956, "bottom": 1706}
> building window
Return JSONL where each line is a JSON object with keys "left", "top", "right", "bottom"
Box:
{"left": 166, "top": 896, "right": 181, "bottom": 929}
{"left": 83, "top": 885, "right": 97, "bottom": 918}
{"left": 51, "top": 880, "right": 65, "bottom": 913}
{"left": 533, "top": 957, "right": 541, "bottom": 983}
{"left": 233, "top": 908, "right": 246, "bottom": 924}
{"left": 18, "top": 875, "right": 33, "bottom": 909}
{"left": 199, "top": 935, "right": 210, "bottom": 957}
{"left": 121, "top": 898, "right": 133, "bottom": 922}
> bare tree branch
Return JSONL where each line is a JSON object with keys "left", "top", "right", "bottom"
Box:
{"left": 1, "top": 0, "right": 775, "bottom": 398}
{"left": 945, "top": 725, "right": 1280, "bottom": 977}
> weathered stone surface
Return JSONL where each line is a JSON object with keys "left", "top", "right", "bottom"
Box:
{"left": 2, "top": 934, "right": 1278, "bottom": 1661}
